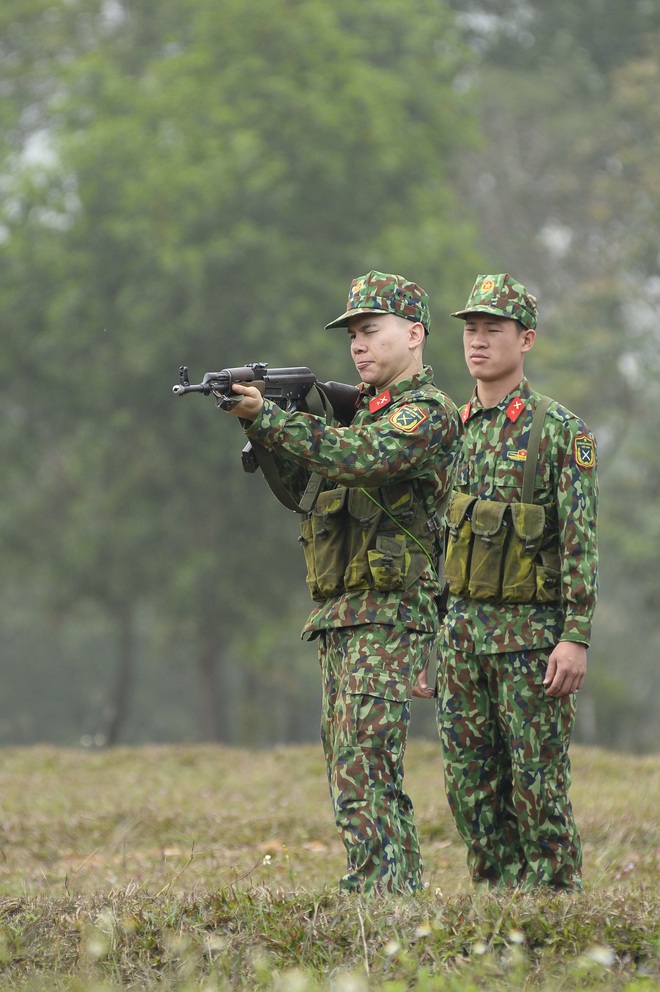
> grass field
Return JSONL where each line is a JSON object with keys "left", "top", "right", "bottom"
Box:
{"left": 0, "top": 740, "right": 657, "bottom": 990}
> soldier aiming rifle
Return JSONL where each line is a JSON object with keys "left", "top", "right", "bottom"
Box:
{"left": 172, "top": 271, "right": 461, "bottom": 895}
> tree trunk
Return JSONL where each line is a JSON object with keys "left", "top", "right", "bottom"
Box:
{"left": 196, "top": 636, "right": 226, "bottom": 741}
{"left": 96, "top": 602, "right": 134, "bottom": 747}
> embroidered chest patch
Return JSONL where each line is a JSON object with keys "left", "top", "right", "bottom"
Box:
{"left": 574, "top": 434, "right": 595, "bottom": 468}
{"left": 388, "top": 404, "right": 428, "bottom": 433}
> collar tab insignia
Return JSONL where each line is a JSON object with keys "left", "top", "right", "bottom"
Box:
{"left": 506, "top": 397, "right": 526, "bottom": 422}
{"left": 369, "top": 389, "right": 392, "bottom": 413}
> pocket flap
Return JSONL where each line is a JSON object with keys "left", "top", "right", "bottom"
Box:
{"left": 374, "top": 534, "right": 406, "bottom": 559}
{"left": 314, "top": 486, "right": 347, "bottom": 518}
{"left": 347, "top": 487, "right": 381, "bottom": 523}
{"left": 510, "top": 502, "right": 545, "bottom": 541}
{"left": 381, "top": 483, "right": 414, "bottom": 518}
{"left": 447, "top": 492, "right": 478, "bottom": 530}
{"left": 471, "top": 499, "right": 507, "bottom": 537}
{"left": 348, "top": 670, "right": 408, "bottom": 703}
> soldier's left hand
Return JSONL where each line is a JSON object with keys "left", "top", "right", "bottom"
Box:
{"left": 543, "top": 641, "right": 587, "bottom": 697}
{"left": 219, "top": 383, "right": 264, "bottom": 421}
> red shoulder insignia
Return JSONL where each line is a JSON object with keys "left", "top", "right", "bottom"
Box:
{"left": 369, "top": 389, "right": 392, "bottom": 414}
{"left": 506, "top": 396, "right": 526, "bottom": 422}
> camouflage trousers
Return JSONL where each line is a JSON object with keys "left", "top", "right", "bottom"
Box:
{"left": 437, "top": 646, "right": 582, "bottom": 890}
{"left": 317, "top": 624, "right": 433, "bottom": 895}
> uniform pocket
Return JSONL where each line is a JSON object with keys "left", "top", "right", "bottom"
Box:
{"left": 444, "top": 493, "right": 478, "bottom": 595}
{"left": 535, "top": 550, "right": 561, "bottom": 603}
{"left": 467, "top": 500, "right": 508, "bottom": 600}
{"left": 299, "top": 487, "right": 348, "bottom": 601}
{"left": 344, "top": 488, "right": 382, "bottom": 590}
{"left": 501, "top": 502, "right": 546, "bottom": 603}
{"left": 348, "top": 670, "right": 410, "bottom": 703}
{"left": 367, "top": 534, "right": 408, "bottom": 591}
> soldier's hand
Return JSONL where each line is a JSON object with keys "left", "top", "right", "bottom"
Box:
{"left": 543, "top": 641, "right": 587, "bottom": 697}
{"left": 219, "top": 383, "right": 265, "bottom": 421}
{"left": 412, "top": 663, "right": 435, "bottom": 699}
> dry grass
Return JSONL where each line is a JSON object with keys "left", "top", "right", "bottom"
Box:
{"left": 0, "top": 741, "right": 657, "bottom": 990}
{"left": 0, "top": 740, "right": 656, "bottom": 898}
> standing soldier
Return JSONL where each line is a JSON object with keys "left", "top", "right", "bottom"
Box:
{"left": 222, "top": 271, "right": 461, "bottom": 894}
{"left": 437, "top": 273, "right": 598, "bottom": 890}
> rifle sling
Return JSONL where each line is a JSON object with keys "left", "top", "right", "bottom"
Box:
{"left": 251, "top": 384, "right": 333, "bottom": 514}
{"left": 521, "top": 395, "right": 551, "bottom": 504}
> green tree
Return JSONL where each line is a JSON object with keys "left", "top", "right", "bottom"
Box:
{"left": 0, "top": 0, "right": 478, "bottom": 744}
{"left": 448, "top": 0, "right": 660, "bottom": 74}
{"left": 444, "top": 0, "right": 660, "bottom": 750}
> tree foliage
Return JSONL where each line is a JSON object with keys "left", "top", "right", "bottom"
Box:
{"left": 0, "top": 0, "right": 478, "bottom": 745}
{"left": 0, "top": 0, "right": 658, "bottom": 751}
{"left": 446, "top": 0, "right": 660, "bottom": 751}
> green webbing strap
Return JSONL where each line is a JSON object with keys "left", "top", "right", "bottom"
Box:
{"left": 252, "top": 384, "right": 333, "bottom": 514}
{"left": 521, "top": 395, "right": 551, "bottom": 504}
{"left": 359, "top": 487, "right": 437, "bottom": 572}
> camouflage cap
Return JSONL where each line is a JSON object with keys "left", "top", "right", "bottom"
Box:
{"left": 451, "top": 273, "right": 538, "bottom": 330}
{"left": 325, "top": 270, "right": 431, "bottom": 333}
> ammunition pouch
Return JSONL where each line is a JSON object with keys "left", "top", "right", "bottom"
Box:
{"left": 444, "top": 492, "right": 560, "bottom": 603}
{"left": 299, "top": 483, "right": 438, "bottom": 602}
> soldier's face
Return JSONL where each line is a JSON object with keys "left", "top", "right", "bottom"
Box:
{"left": 463, "top": 314, "right": 535, "bottom": 384}
{"left": 347, "top": 312, "right": 424, "bottom": 390}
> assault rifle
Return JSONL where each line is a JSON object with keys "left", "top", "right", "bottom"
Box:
{"left": 172, "top": 363, "right": 360, "bottom": 511}
{"left": 173, "top": 362, "right": 358, "bottom": 421}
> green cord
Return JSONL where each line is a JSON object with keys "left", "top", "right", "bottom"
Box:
{"left": 358, "top": 487, "right": 436, "bottom": 571}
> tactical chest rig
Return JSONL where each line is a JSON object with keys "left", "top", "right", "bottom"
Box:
{"left": 299, "top": 481, "right": 443, "bottom": 603}
{"left": 251, "top": 383, "right": 444, "bottom": 603}
{"left": 444, "top": 396, "right": 561, "bottom": 604}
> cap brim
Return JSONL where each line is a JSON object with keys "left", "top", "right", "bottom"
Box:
{"left": 324, "top": 307, "right": 386, "bottom": 330}
{"left": 451, "top": 305, "right": 510, "bottom": 320}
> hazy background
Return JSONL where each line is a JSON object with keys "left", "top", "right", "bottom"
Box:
{"left": 1, "top": 0, "right": 658, "bottom": 752}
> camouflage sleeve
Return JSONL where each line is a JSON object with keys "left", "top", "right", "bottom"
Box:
{"left": 244, "top": 395, "right": 459, "bottom": 488}
{"left": 551, "top": 412, "right": 599, "bottom": 644}
{"left": 261, "top": 446, "right": 313, "bottom": 498}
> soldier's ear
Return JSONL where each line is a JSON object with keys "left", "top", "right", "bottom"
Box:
{"left": 408, "top": 321, "right": 426, "bottom": 348}
{"left": 520, "top": 328, "right": 536, "bottom": 353}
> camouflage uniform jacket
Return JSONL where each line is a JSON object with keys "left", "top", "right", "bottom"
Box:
{"left": 441, "top": 378, "right": 598, "bottom": 654}
{"left": 244, "top": 366, "right": 461, "bottom": 634}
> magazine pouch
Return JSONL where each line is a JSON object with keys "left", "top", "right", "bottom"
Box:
{"left": 444, "top": 492, "right": 478, "bottom": 596}
{"left": 299, "top": 487, "right": 348, "bottom": 602}
{"left": 467, "top": 499, "right": 508, "bottom": 600}
{"left": 501, "top": 502, "right": 546, "bottom": 602}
